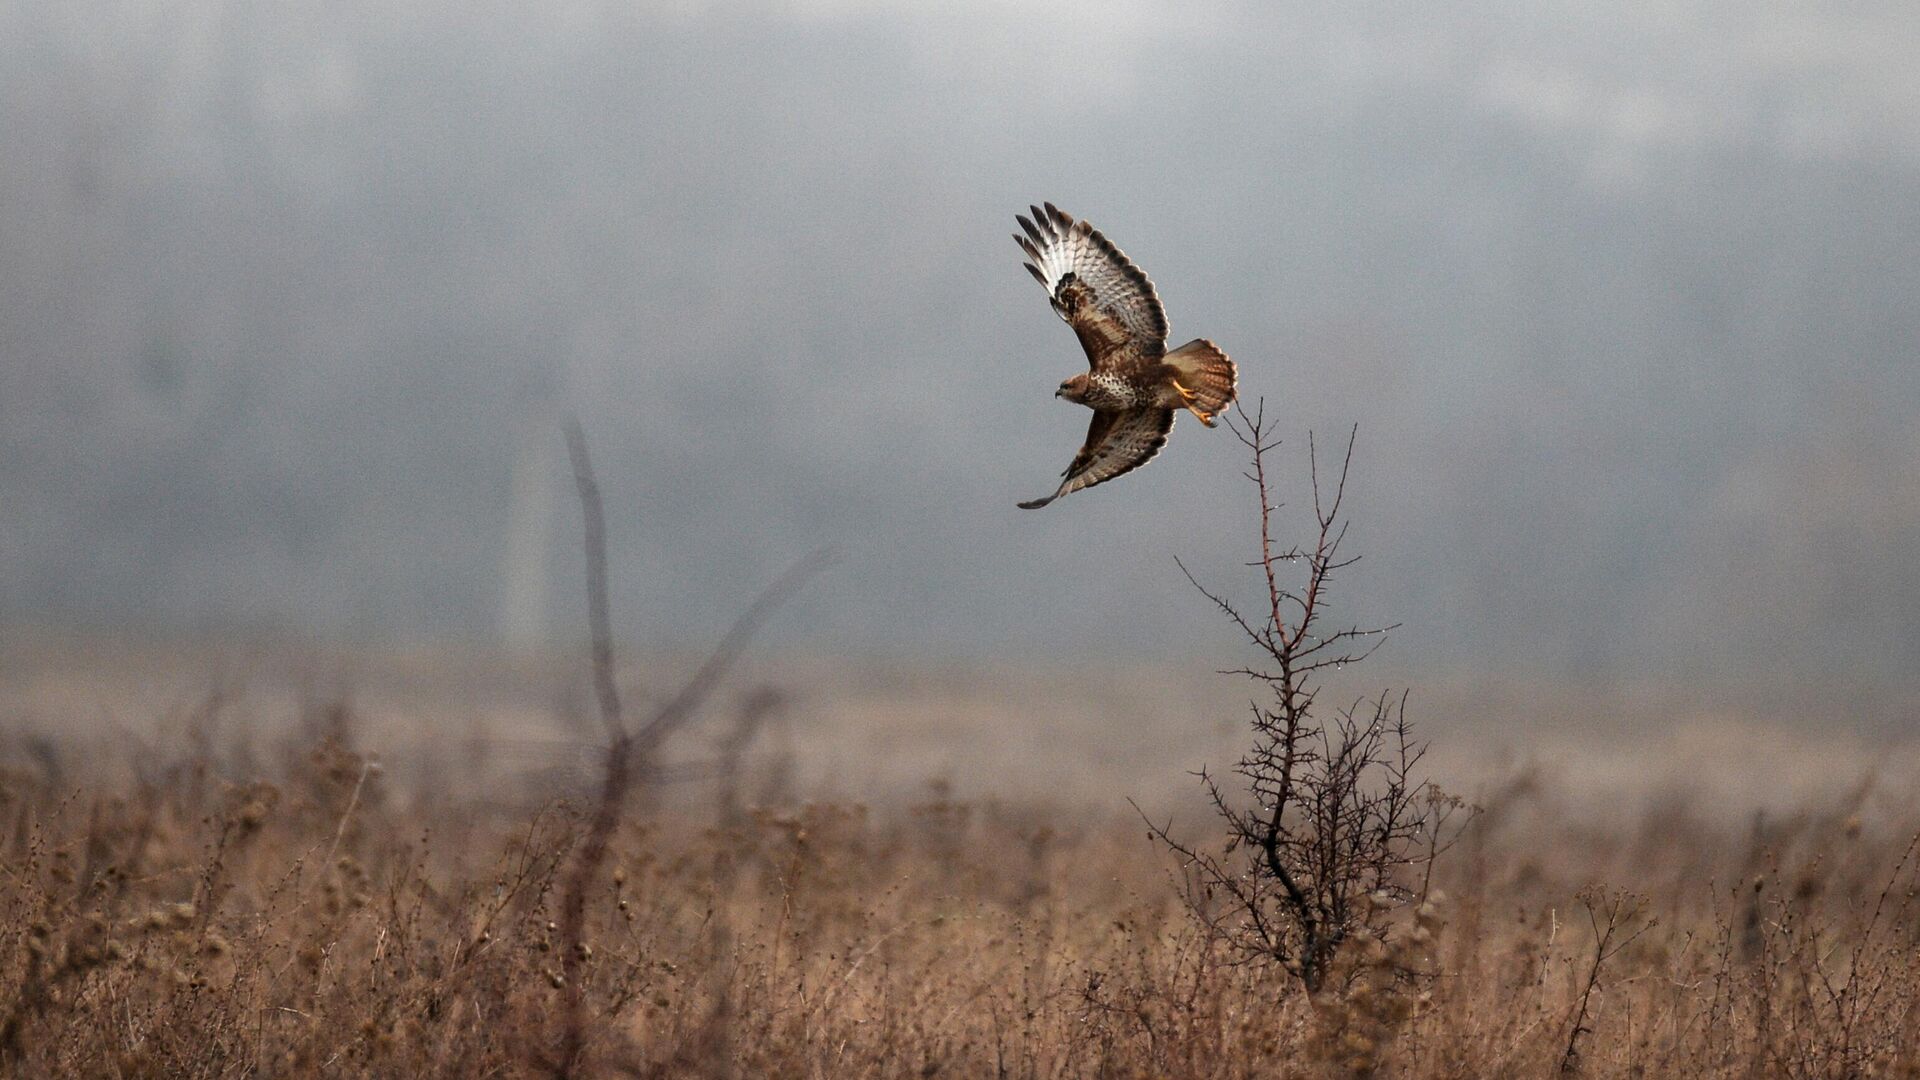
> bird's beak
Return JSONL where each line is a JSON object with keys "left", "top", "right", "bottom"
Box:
{"left": 1055, "top": 388, "right": 1065, "bottom": 398}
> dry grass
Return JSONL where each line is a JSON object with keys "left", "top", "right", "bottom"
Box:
{"left": 1, "top": 687, "right": 1918, "bottom": 1079}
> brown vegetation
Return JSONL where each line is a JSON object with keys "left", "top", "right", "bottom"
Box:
{"left": 1, "top": 707, "right": 1918, "bottom": 1077}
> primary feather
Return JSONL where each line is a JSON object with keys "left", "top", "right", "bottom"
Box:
{"left": 1014, "top": 202, "right": 1168, "bottom": 369}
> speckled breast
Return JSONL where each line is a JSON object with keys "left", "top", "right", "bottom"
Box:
{"left": 1082, "top": 371, "right": 1146, "bottom": 410}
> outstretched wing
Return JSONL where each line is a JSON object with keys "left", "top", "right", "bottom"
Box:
{"left": 1018, "top": 408, "right": 1176, "bottom": 509}
{"left": 1014, "top": 203, "right": 1168, "bottom": 371}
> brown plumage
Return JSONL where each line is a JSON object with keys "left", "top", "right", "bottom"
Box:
{"left": 1013, "top": 203, "right": 1237, "bottom": 509}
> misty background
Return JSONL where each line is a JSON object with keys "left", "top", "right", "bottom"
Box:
{"left": 5, "top": 1, "right": 1919, "bottom": 723}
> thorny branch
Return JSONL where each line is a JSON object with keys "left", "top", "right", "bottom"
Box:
{"left": 1147, "top": 401, "right": 1471, "bottom": 994}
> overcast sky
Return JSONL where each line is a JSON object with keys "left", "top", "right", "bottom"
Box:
{"left": 4, "top": 0, "right": 1919, "bottom": 708}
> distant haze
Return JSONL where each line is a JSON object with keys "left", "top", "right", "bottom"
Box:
{"left": 5, "top": 1, "right": 1919, "bottom": 711}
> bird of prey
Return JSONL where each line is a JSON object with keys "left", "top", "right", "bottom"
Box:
{"left": 1013, "top": 203, "right": 1237, "bottom": 509}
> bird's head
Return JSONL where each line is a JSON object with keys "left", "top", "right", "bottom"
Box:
{"left": 1056, "top": 373, "right": 1090, "bottom": 403}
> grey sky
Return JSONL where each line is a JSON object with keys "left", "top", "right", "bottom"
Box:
{"left": 4, "top": 1, "right": 1918, "bottom": 706}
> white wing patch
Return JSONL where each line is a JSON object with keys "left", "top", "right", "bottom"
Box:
{"left": 1014, "top": 203, "right": 1168, "bottom": 353}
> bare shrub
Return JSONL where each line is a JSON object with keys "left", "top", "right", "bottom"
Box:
{"left": 1147, "top": 403, "right": 1472, "bottom": 995}
{"left": 1559, "top": 888, "right": 1654, "bottom": 1075}
{"left": 1735, "top": 832, "right": 1920, "bottom": 1078}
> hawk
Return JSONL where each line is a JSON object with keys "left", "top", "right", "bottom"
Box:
{"left": 1013, "top": 203, "right": 1237, "bottom": 509}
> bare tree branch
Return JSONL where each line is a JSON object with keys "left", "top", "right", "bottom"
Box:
{"left": 551, "top": 418, "right": 831, "bottom": 1077}
{"left": 565, "top": 420, "right": 624, "bottom": 743}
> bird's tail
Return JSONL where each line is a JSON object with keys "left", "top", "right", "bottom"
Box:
{"left": 1163, "top": 339, "right": 1237, "bottom": 423}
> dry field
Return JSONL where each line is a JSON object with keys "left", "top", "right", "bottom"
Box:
{"left": 2, "top": 639, "right": 1919, "bottom": 1078}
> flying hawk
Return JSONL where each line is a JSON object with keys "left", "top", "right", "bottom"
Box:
{"left": 1013, "top": 203, "right": 1237, "bottom": 509}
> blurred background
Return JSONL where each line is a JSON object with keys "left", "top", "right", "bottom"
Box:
{"left": 4, "top": 0, "right": 1918, "bottom": 770}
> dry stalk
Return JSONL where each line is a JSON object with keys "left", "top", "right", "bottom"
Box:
{"left": 1560, "top": 889, "right": 1654, "bottom": 1075}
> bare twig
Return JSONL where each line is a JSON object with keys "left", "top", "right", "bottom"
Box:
{"left": 323, "top": 759, "right": 375, "bottom": 868}
{"left": 1561, "top": 889, "right": 1654, "bottom": 1075}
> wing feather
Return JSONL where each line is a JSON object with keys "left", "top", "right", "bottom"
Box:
{"left": 1017, "top": 409, "right": 1176, "bottom": 509}
{"left": 1014, "top": 204, "right": 1168, "bottom": 371}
